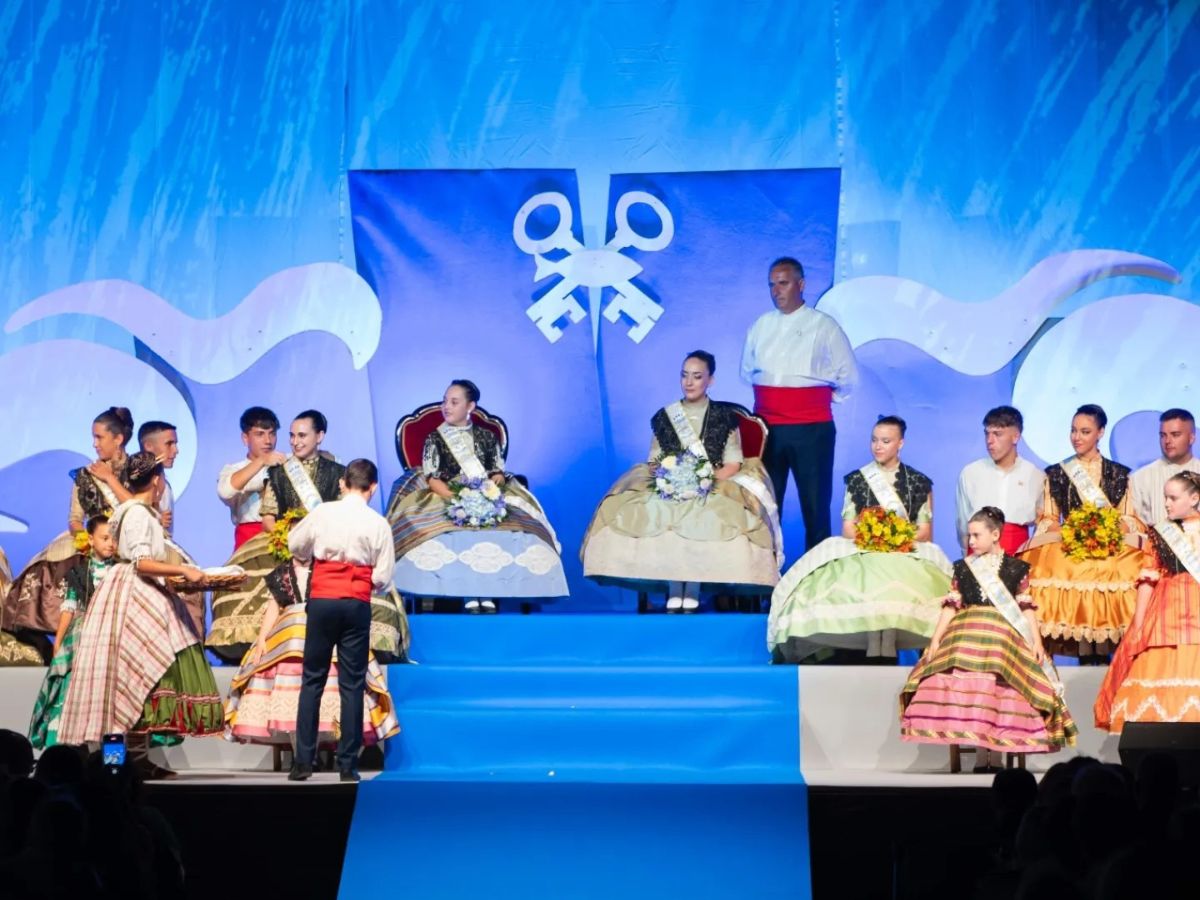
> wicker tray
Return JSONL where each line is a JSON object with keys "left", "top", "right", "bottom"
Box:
{"left": 168, "top": 572, "right": 247, "bottom": 592}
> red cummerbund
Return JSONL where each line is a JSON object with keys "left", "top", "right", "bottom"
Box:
{"left": 1000, "top": 523, "right": 1031, "bottom": 556}
{"left": 310, "top": 559, "right": 374, "bottom": 602}
{"left": 233, "top": 522, "right": 263, "bottom": 551}
{"left": 752, "top": 385, "right": 834, "bottom": 425}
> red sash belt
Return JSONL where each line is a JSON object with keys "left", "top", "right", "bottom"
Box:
{"left": 234, "top": 522, "right": 263, "bottom": 551}
{"left": 310, "top": 559, "right": 374, "bottom": 602}
{"left": 1000, "top": 523, "right": 1030, "bottom": 556}
{"left": 752, "top": 385, "right": 833, "bottom": 425}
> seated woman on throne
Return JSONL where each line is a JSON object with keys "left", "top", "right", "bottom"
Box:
{"left": 581, "top": 350, "right": 782, "bottom": 611}
{"left": 386, "top": 380, "right": 568, "bottom": 612}
{"left": 768, "top": 415, "right": 953, "bottom": 663}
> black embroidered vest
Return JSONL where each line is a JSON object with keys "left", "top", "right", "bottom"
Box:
{"left": 650, "top": 402, "right": 739, "bottom": 468}
{"left": 953, "top": 557, "right": 1030, "bottom": 607}
{"left": 71, "top": 459, "right": 130, "bottom": 519}
{"left": 1045, "top": 458, "right": 1130, "bottom": 516}
{"left": 427, "top": 428, "right": 503, "bottom": 482}
{"left": 266, "top": 458, "right": 345, "bottom": 516}
{"left": 844, "top": 463, "right": 932, "bottom": 521}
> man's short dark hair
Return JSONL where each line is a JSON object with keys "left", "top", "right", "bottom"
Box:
{"left": 1160, "top": 408, "right": 1195, "bottom": 426}
{"left": 240, "top": 406, "right": 280, "bottom": 433}
{"left": 982, "top": 406, "right": 1024, "bottom": 432}
{"left": 769, "top": 257, "right": 805, "bottom": 278}
{"left": 875, "top": 414, "right": 907, "bottom": 437}
{"left": 344, "top": 458, "right": 378, "bottom": 490}
{"left": 137, "top": 420, "right": 176, "bottom": 446}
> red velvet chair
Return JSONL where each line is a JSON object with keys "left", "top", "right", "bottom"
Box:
{"left": 394, "top": 403, "right": 509, "bottom": 470}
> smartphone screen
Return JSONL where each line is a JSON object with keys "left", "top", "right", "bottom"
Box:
{"left": 102, "top": 732, "right": 127, "bottom": 769}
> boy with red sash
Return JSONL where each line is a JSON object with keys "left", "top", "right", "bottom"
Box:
{"left": 287, "top": 458, "right": 395, "bottom": 782}
{"left": 217, "top": 407, "right": 285, "bottom": 551}
{"left": 740, "top": 257, "right": 858, "bottom": 550}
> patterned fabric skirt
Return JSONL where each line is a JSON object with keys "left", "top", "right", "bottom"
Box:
{"left": 581, "top": 459, "right": 780, "bottom": 590}
{"left": 1, "top": 545, "right": 52, "bottom": 666}
{"left": 225, "top": 604, "right": 399, "bottom": 747}
{"left": 768, "top": 538, "right": 952, "bottom": 661}
{"left": 29, "top": 612, "right": 86, "bottom": 748}
{"left": 1096, "top": 573, "right": 1200, "bottom": 732}
{"left": 58, "top": 563, "right": 223, "bottom": 744}
{"left": 387, "top": 474, "right": 568, "bottom": 599}
{"left": 1017, "top": 535, "right": 1140, "bottom": 650}
{"left": 207, "top": 533, "right": 410, "bottom": 663}
{"left": 900, "top": 607, "right": 1077, "bottom": 752}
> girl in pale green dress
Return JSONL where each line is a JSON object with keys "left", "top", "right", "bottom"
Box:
{"left": 768, "top": 415, "right": 953, "bottom": 661}
{"left": 582, "top": 350, "right": 783, "bottom": 611}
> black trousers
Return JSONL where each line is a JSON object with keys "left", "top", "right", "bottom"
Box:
{"left": 762, "top": 421, "right": 836, "bottom": 552}
{"left": 295, "top": 597, "right": 371, "bottom": 773}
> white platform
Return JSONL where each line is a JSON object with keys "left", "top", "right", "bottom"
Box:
{"left": 0, "top": 664, "right": 1119, "bottom": 786}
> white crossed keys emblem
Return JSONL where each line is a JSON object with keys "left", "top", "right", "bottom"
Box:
{"left": 513, "top": 191, "right": 675, "bottom": 343}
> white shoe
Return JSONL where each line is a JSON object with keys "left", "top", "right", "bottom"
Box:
{"left": 681, "top": 597, "right": 700, "bottom": 612}
{"left": 480, "top": 599, "right": 497, "bottom": 614}
{"left": 464, "top": 599, "right": 481, "bottom": 613}
{"left": 666, "top": 597, "right": 683, "bottom": 612}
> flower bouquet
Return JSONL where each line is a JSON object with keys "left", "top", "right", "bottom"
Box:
{"left": 73, "top": 530, "right": 92, "bottom": 556}
{"left": 447, "top": 477, "right": 508, "bottom": 528}
{"left": 267, "top": 508, "right": 306, "bottom": 561}
{"left": 1061, "top": 503, "right": 1123, "bottom": 561}
{"left": 854, "top": 506, "right": 917, "bottom": 553}
{"left": 653, "top": 451, "right": 715, "bottom": 502}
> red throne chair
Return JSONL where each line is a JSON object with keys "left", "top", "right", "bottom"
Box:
{"left": 394, "top": 403, "right": 509, "bottom": 471}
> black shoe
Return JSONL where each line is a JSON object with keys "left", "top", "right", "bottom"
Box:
{"left": 288, "top": 765, "right": 313, "bottom": 782}
{"left": 339, "top": 769, "right": 361, "bottom": 783}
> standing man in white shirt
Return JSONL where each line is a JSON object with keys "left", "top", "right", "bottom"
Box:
{"left": 138, "top": 421, "right": 179, "bottom": 534}
{"left": 1130, "top": 408, "right": 1200, "bottom": 525}
{"left": 955, "top": 406, "right": 1045, "bottom": 555}
{"left": 287, "top": 458, "right": 395, "bottom": 783}
{"left": 216, "top": 407, "right": 285, "bottom": 552}
{"left": 740, "top": 257, "right": 858, "bottom": 550}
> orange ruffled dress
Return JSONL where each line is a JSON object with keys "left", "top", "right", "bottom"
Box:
{"left": 1095, "top": 518, "right": 1200, "bottom": 732}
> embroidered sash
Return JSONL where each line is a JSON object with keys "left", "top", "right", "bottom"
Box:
{"left": 861, "top": 464, "right": 906, "bottom": 518}
{"left": 666, "top": 402, "right": 784, "bottom": 569}
{"left": 438, "top": 423, "right": 561, "bottom": 552}
{"left": 1154, "top": 520, "right": 1200, "bottom": 585}
{"left": 283, "top": 457, "right": 324, "bottom": 513}
{"left": 1060, "top": 457, "right": 1110, "bottom": 508}
{"left": 966, "top": 554, "right": 1060, "bottom": 691}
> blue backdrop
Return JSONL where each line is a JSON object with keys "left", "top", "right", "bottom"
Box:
{"left": 1, "top": 1, "right": 1198, "bottom": 609}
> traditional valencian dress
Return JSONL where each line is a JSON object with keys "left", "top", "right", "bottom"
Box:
{"left": 899, "top": 552, "right": 1077, "bottom": 753}
{"left": 1095, "top": 518, "right": 1200, "bottom": 732}
{"left": 0, "top": 546, "right": 44, "bottom": 665}
{"left": 208, "top": 455, "right": 409, "bottom": 662}
{"left": 57, "top": 501, "right": 223, "bottom": 744}
{"left": 581, "top": 398, "right": 782, "bottom": 591}
{"left": 768, "top": 461, "right": 953, "bottom": 662}
{"left": 29, "top": 552, "right": 115, "bottom": 747}
{"left": 1017, "top": 455, "right": 1143, "bottom": 654}
{"left": 224, "top": 560, "right": 399, "bottom": 749}
{"left": 386, "top": 422, "right": 568, "bottom": 599}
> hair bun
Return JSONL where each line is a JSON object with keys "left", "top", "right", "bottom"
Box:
{"left": 109, "top": 406, "right": 133, "bottom": 428}
{"left": 126, "top": 450, "right": 161, "bottom": 484}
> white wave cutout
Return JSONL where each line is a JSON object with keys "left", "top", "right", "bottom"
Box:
{"left": 1013, "top": 294, "right": 1200, "bottom": 462}
{"left": 4, "top": 263, "right": 382, "bottom": 383}
{"left": 0, "top": 340, "right": 197, "bottom": 509}
{"left": 819, "top": 250, "right": 1180, "bottom": 375}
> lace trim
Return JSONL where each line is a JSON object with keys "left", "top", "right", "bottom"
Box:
{"left": 1029, "top": 577, "right": 1135, "bottom": 592}
{"left": 1038, "top": 621, "right": 1125, "bottom": 643}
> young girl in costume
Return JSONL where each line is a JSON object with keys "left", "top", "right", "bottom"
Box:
{"left": 387, "top": 380, "right": 568, "bottom": 611}
{"left": 1095, "top": 471, "right": 1200, "bottom": 731}
{"left": 29, "top": 516, "right": 118, "bottom": 747}
{"left": 582, "top": 350, "right": 782, "bottom": 611}
{"left": 900, "top": 507, "right": 1077, "bottom": 771}
{"left": 768, "top": 416, "right": 953, "bottom": 662}
{"left": 1018, "top": 404, "right": 1144, "bottom": 662}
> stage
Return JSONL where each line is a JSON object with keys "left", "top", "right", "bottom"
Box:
{"left": 0, "top": 615, "right": 1117, "bottom": 899}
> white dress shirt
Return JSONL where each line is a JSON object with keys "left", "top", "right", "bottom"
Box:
{"left": 217, "top": 460, "right": 269, "bottom": 525}
{"left": 955, "top": 456, "right": 1045, "bottom": 548}
{"left": 1130, "top": 457, "right": 1200, "bottom": 525}
{"left": 288, "top": 493, "right": 396, "bottom": 592}
{"left": 739, "top": 305, "right": 858, "bottom": 400}
{"left": 158, "top": 479, "right": 175, "bottom": 533}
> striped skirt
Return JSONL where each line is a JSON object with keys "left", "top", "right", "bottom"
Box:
{"left": 900, "top": 606, "right": 1077, "bottom": 753}
{"left": 224, "top": 604, "right": 399, "bottom": 747}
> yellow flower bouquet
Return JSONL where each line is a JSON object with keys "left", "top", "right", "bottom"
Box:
{"left": 267, "top": 508, "right": 306, "bottom": 561}
{"left": 854, "top": 505, "right": 917, "bottom": 554}
{"left": 73, "top": 530, "right": 92, "bottom": 556}
{"left": 1061, "top": 503, "right": 1123, "bottom": 561}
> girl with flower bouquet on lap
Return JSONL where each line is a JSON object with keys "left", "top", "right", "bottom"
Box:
{"left": 768, "top": 415, "right": 953, "bottom": 663}
{"left": 1017, "top": 404, "right": 1144, "bottom": 664}
{"left": 900, "top": 507, "right": 1077, "bottom": 773}
{"left": 386, "top": 380, "right": 568, "bottom": 612}
{"left": 582, "top": 350, "right": 782, "bottom": 612}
